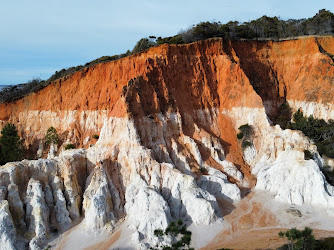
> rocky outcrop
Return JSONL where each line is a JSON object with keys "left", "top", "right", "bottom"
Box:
{"left": 1, "top": 37, "right": 334, "bottom": 153}
{"left": 0, "top": 112, "right": 242, "bottom": 248}
{"left": 25, "top": 178, "right": 50, "bottom": 249}
{"left": 0, "top": 37, "right": 334, "bottom": 248}
{"left": 0, "top": 200, "right": 20, "bottom": 250}
{"left": 0, "top": 151, "right": 89, "bottom": 249}
{"left": 254, "top": 150, "right": 334, "bottom": 214}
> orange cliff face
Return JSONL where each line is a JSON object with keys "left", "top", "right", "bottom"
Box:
{"left": 1, "top": 37, "right": 333, "bottom": 117}
{"left": 2, "top": 36, "right": 334, "bottom": 250}
{"left": 232, "top": 37, "right": 334, "bottom": 103}
{"left": 0, "top": 36, "right": 334, "bottom": 165}
{"left": 0, "top": 39, "right": 266, "bottom": 119}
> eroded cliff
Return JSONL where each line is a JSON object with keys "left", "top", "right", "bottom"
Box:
{"left": 0, "top": 36, "right": 334, "bottom": 249}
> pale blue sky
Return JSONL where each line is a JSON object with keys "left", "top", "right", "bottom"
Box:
{"left": 0, "top": 0, "right": 333, "bottom": 84}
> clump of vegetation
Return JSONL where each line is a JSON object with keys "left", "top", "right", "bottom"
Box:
{"left": 199, "top": 167, "right": 208, "bottom": 174}
{"left": 156, "top": 35, "right": 184, "bottom": 45}
{"left": 237, "top": 132, "right": 244, "bottom": 139}
{"left": 316, "top": 237, "right": 334, "bottom": 249}
{"left": 278, "top": 227, "right": 315, "bottom": 250}
{"left": 47, "top": 66, "right": 84, "bottom": 83}
{"left": 0, "top": 123, "right": 24, "bottom": 164}
{"left": 153, "top": 229, "right": 164, "bottom": 237}
{"left": 237, "top": 124, "right": 253, "bottom": 149}
{"left": 304, "top": 149, "right": 314, "bottom": 160}
{"left": 64, "top": 144, "right": 75, "bottom": 150}
{"left": 45, "top": 127, "right": 59, "bottom": 145}
{"left": 239, "top": 124, "right": 253, "bottom": 137}
{"left": 169, "top": 9, "right": 334, "bottom": 44}
{"left": 0, "top": 78, "right": 48, "bottom": 103}
{"left": 152, "top": 219, "right": 193, "bottom": 250}
{"left": 273, "top": 102, "right": 334, "bottom": 161}
{"left": 290, "top": 109, "right": 334, "bottom": 158}
{"left": 92, "top": 134, "right": 99, "bottom": 140}
{"left": 278, "top": 227, "right": 334, "bottom": 250}
{"left": 275, "top": 101, "right": 293, "bottom": 129}
{"left": 132, "top": 38, "right": 156, "bottom": 55}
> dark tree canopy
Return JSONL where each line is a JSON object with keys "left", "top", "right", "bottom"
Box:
{"left": 45, "top": 126, "right": 59, "bottom": 145}
{"left": 0, "top": 123, "right": 24, "bottom": 164}
{"left": 131, "top": 38, "right": 156, "bottom": 54}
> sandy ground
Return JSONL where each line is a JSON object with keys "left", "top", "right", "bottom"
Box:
{"left": 84, "top": 230, "right": 121, "bottom": 250}
{"left": 49, "top": 221, "right": 122, "bottom": 250}
{"left": 203, "top": 228, "right": 334, "bottom": 250}
{"left": 202, "top": 191, "right": 334, "bottom": 249}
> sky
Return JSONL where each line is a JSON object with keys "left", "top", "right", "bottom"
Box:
{"left": 0, "top": 0, "right": 333, "bottom": 85}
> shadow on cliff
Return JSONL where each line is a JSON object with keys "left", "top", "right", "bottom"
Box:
{"left": 84, "top": 158, "right": 126, "bottom": 219}
{"left": 225, "top": 40, "right": 287, "bottom": 122}
{"left": 122, "top": 61, "right": 247, "bottom": 187}
{"left": 102, "top": 159, "right": 126, "bottom": 217}
{"left": 122, "top": 47, "right": 252, "bottom": 189}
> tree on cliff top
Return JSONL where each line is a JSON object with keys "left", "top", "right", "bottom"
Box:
{"left": 0, "top": 123, "right": 24, "bottom": 164}
{"left": 132, "top": 38, "right": 156, "bottom": 54}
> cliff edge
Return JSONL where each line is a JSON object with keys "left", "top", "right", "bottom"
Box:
{"left": 0, "top": 37, "right": 334, "bottom": 249}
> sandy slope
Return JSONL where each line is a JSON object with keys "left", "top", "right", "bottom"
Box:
{"left": 204, "top": 191, "right": 334, "bottom": 249}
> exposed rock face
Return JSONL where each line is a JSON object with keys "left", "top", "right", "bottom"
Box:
{"left": 8, "top": 184, "right": 26, "bottom": 233}
{"left": 82, "top": 164, "right": 116, "bottom": 230}
{"left": 254, "top": 150, "right": 334, "bottom": 214}
{"left": 0, "top": 151, "right": 89, "bottom": 249}
{"left": 0, "top": 113, "right": 242, "bottom": 248}
{"left": 25, "top": 178, "right": 50, "bottom": 249}
{"left": 226, "top": 105, "right": 334, "bottom": 212}
{"left": 0, "top": 200, "right": 19, "bottom": 250}
{"left": 0, "top": 37, "right": 334, "bottom": 248}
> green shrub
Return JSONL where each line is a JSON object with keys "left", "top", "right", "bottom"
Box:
{"left": 152, "top": 219, "right": 193, "bottom": 249}
{"left": 0, "top": 123, "right": 24, "bottom": 164}
{"left": 290, "top": 110, "right": 334, "bottom": 159}
{"left": 279, "top": 229, "right": 334, "bottom": 250}
{"left": 132, "top": 38, "right": 156, "bottom": 54}
{"left": 304, "top": 150, "right": 313, "bottom": 160}
{"left": 64, "top": 144, "right": 75, "bottom": 150}
{"left": 199, "top": 167, "right": 207, "bottom": 174}
{"left": 45, "top": 127, "right": 59, "bottom": 145}
{"left": 316, "top": 237, "right": 334, "bottom": 249}
{"left": 238, "top": 124, "right": 252, "bottom": 137}
{"left": 237, "top": 124, "right": 253, "bottom": 150}
{"left": 278, "top": 227, "right": 316, "bottom": 250}
{"left": 154, "top": 229, "right": 164, "bottom": 237}
{"left": 237, "top": 132, "right": 244, "bottom": 139}
{"left": 0, "top": 78, "right": 48, "bottom": 103}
